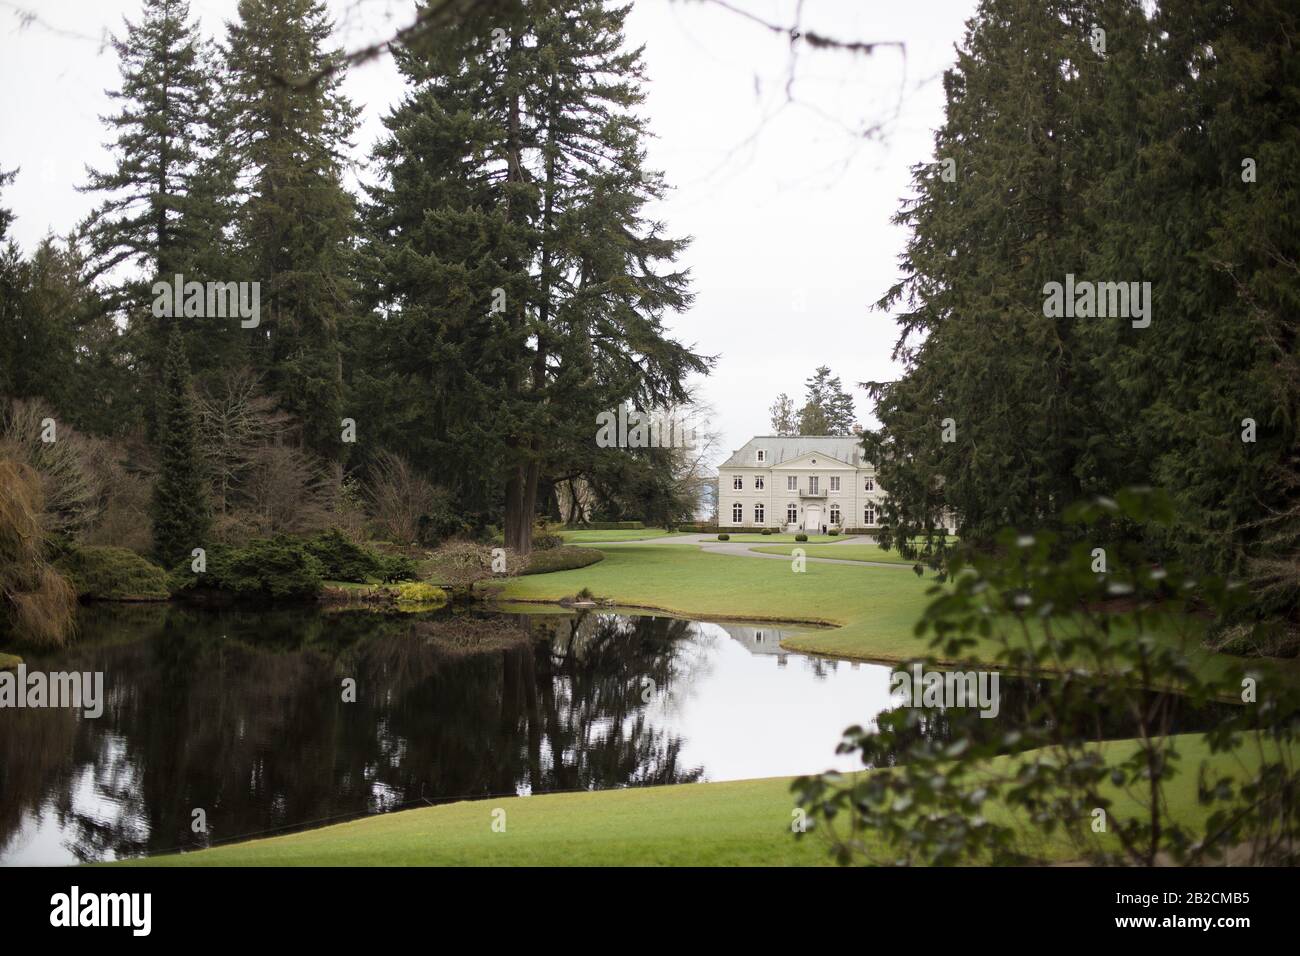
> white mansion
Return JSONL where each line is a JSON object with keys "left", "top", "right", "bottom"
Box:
{"left": 717, "top": 436, "right": 885, "bottom": 533}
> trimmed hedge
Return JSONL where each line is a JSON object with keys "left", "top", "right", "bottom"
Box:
{"left": 794, "top": 533, "right": 808, "bottom": 542}
{"left": 673, "top": 521, "right": 717, "bottom": 533}
{"left": 577, "top": 521, "right": 644, "bottom": 531}
{"left": 56, "top": 545, "right": 171, "bottom": 601}
{"left": 521, "top": 547, "right": 604, "bottom": 575}
{"left": 711, "top": 526, "right": 780, "bottom": 534}
{"left": 716, "top": 533, "right": 730, "bottom": 541}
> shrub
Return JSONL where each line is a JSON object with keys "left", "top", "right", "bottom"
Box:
{"left": 392, "top": 582, "right": 448, "bottom": 608}
{"left": 422, "top": 540, "right": 520, "bottom": 593}
{"left": 56, "top": 545, "right": 170, "bottom": 600}
{"left": 795, "top": 533, "right": 808, "bottom": 542}
{"left": 532, "top": 530, "right": 564, "bottom": 551}
{"left": 761, "top": 529, "right": 772, "bottom": 535}
{"left": 304, "top": 529, "right": 416, "bottom": 583}
{"left": 0, "top": 457, "right": 77, "bottom": 646}
{"left": 581, "top": 521, "right": 644, "bottom": 530}
{"left": 829, "top": 528, "right": 840, "bottom": 536}
{"left": 171, "top": 537, "right": 324, "bottom": 600}
{"left": 522, "top": 547, "right": 604, "bottom": 575}
{"left": 716, "top": 533, "right": 730, "bottom": 541}
{"left": 367, "top": 451, "right": 452, "bottom": 543}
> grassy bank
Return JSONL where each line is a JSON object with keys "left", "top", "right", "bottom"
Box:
{"left": 494, "top": 542, "right": 936, "bottom": 662}
{"left": 714, "top": 533, "right": 840, "bottom": 543}
{"left": 115, "top": 733, "right": 1268, "bottom": 866}
{"left": 750, "top": 543, "right": 917, "bottom": 565}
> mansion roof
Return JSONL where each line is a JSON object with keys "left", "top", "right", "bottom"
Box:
{"left": 719, "top": 435, "right": 869, "bottom": 469}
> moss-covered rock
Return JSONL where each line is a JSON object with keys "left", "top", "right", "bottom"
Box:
{"left": 56, "top": 545, "right": 171, "bottom": 601}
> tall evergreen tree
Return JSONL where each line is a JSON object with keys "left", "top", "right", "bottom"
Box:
{"left": 866, "top": 0, "right": 1143, "bottom": 558}
{"left": 80, "top": 0, "right": 221, "bottom": 409}
{"left": 769, "top": 392, "right": 797, "bottom": 435}
{"left": 362, "top": 0, "right": 710, "bottom": 553}
{"left": 797, "top": 366, "right": 856, "bottom": 435}
{"left": 151, "top": 330, "right": 210, "bottom": 564}
{"left": 221, "top": 0, "right": 359, "bottom": 463}
{"left": 82, "top": 0, "right": 211, "bottom": 281}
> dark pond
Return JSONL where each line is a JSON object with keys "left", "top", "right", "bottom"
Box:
{"left": 0, "top": 603, "right": 1227, "bottom": 865}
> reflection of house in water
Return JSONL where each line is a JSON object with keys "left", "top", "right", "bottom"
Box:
{"left": 718, "top": 624, "right": 792, "bottom": 666}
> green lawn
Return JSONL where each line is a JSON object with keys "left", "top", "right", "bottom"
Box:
{"left": 713, "top": 533, "right": 834, "bottom": 543}
{"left": 558, "top": 528, "right": 681, "bottom": 543}
{"left": 115, "top": 733, "right": 1273, "bottom": 866}
{"left": 750, "top": 543, "right": 917, "bottom": 565}
{"left": 494, "top": 542, "right": 936, "bottom": 662}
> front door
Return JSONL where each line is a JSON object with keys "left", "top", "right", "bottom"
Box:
{"left": 804, "top": 506, "right": 822, "bottom": 532}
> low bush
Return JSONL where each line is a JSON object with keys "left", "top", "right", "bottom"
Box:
{"left": 392, "top": 582, "right": 448, "bottom": 608}
{"left": 828, "top": 528, "right": 840, "bottom": 536}
{"left": 304, "top": 529, "right": 416, "bottom": 583}
{"left": 761, "top": 529, "right": 772, "bottom": 535}
{"left": 56, "top": 545, "right": 170, "bottom": 600}
{"left": 531, "top": 527, "right": 564, "bottom": 551}
{"left": 171, "top": 537, "right": 325, "bottom": 600}
{"left": 795, "top": 533, "right": 808, "bottom": 542}
{"left": 716, "top": 533, "right": 730, "bottom": 541}
{"left": 521, "top": 546, "right": 604, "bottom": 576}
{"left": 580, "top": 521, "right": 644, "bottom": 530}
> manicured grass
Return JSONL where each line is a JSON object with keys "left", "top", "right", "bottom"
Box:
{"left": 491, "top": 542, "right": 1263, "bottom": 681}
{"left": 115, "top": 733, "right": 1277, "bottom": 866}
{"left": 713, "top": 533, "right": 828, "bottom": 543}
{"left": 494, "top": 542, "right": 936, "bottom": 662}
{"left": 558, "top": 528, "right": 681, "bottom": 543}
{"left": 749, "top": 543, "right": 917, "bottom": 565}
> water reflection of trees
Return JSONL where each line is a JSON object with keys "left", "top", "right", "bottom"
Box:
{"left": 862, "top": 673, "right": 1234, "bottom": 770}
{"left": 0, "top": 605, "right": 705, "bottom": 863}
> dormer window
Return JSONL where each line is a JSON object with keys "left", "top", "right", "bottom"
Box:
{"left": 756, "top": 449, "right": 767, "bottom": 463}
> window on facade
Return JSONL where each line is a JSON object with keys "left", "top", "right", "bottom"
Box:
{"left": 865, "top": 478, "right": 875, "bottom": 492}
{"left": 755, "top": 476, "right": 764, "bottom": 490}
{"left": 787, "top": 503, "right": 798, "bottom": 524}
{"left": 830, "top": 476, "right": 840, "bottom": 492}
{"left": 787, "top": 475, "right": 797, "bottom": 491}
{"left": 732, "top": 503, "right": 743, "bottom": 522}
{"left": 733, "top": 475, "right": 743, "bottom": 490}
{"left": 830, "top": 504, "right": 840, "bottom": 525}
{"left": 809, "top": 476, "right": 819, "bottom": 494}
{"left": 754, "top": 503, "right": 764, "bottom": 523}
{"left": 865, "top": 503, "right": 876, "bottom": 525}
{"left": 756, "top": 449, "right": 766, "bottom": 463}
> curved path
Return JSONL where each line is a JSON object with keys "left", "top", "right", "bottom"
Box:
{"left": 591, "top": 532, "right": 913, "bottom": 569}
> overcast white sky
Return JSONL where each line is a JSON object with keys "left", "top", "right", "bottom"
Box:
{"left": 0, "top": 0, "right": 976, "bottom": 464}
